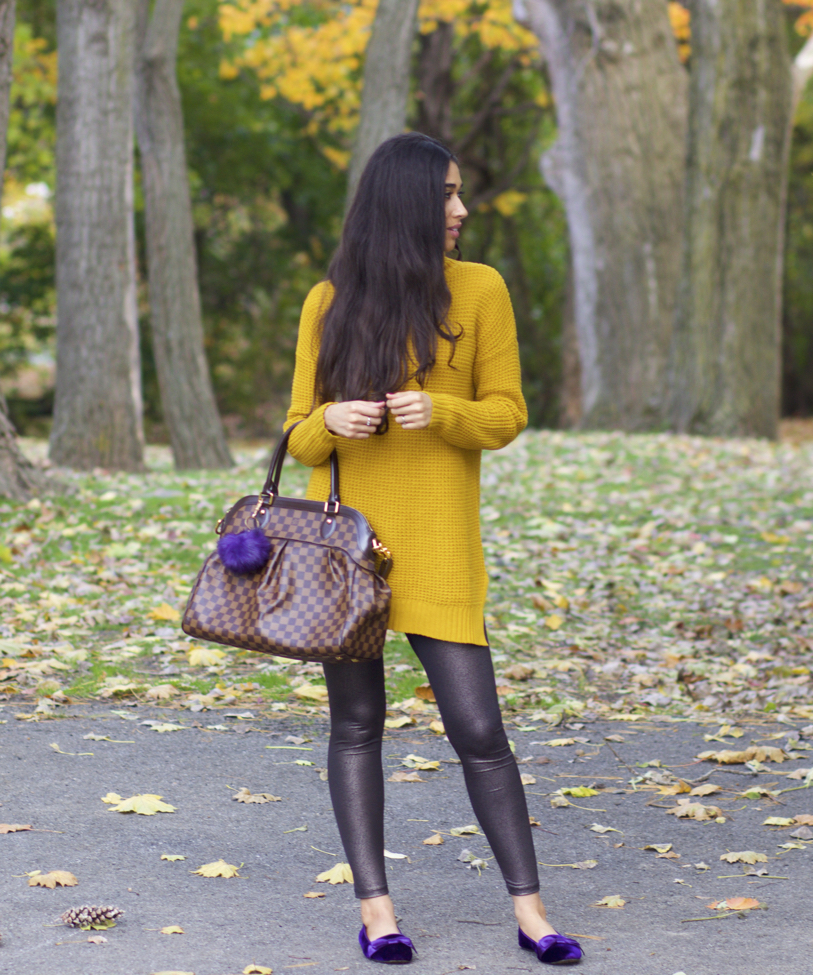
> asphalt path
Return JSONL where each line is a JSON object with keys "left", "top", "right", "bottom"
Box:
{"left": 1, "top": 703, "right": 810, "bottom": 975}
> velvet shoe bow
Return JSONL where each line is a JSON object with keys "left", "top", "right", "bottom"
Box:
{"left": 518, "top": 928, "right": 583, "bottom": 965}
{"left": 359, "top": 926, "right": 414, "bottom": 964}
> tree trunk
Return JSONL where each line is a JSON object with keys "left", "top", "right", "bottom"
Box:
{"left": 0, "top": 394, "right": 48, "bottom": 501}
{"left": 416, "top": 20, "right": 455, "bottom": 145}
{"left": 51, "top": 0, "right": 144, "bottom": 471}
{"left": 669, "top": 0, "right": 792, "bottom": 439}
{"left": 134, "top": 0, "right": 232, "bottom": 470}
{"left": 346, "top": 0, "right": 419, "bottom": 206}
{"left": 0, "top": 0, "right": 13, "bottom": 205}
{"left": 522, "top": 0, "right": 688, "bottom": 430}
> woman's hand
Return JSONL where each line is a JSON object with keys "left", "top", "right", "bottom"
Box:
{"left": 387, "top": 391, "right": 433, "bottom": 430}
{"left": 324, "top": 400, "right": 385, "bottom": 439}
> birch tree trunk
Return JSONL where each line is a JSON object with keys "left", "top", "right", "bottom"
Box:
{"left": 669, "top": 0, "right": 792, "bottom": 439}
{"left": 521, "top": 0, "right": 687, "bottom": 430}
{"left": 0, "top": 0, "right": 13, "bottom": 206}
{"left": 51, "top": 0, "right": 144, "bottom": 471}
{"left": 135, "top": 0, "right": 232, "bottom": 469}
{"left": 346, "top": 0, "right": 419, "bottom": 205}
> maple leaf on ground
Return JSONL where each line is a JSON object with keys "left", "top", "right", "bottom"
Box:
{"left": 293, "top": 683, "right": 328, "bottom": 701}
{"left": 449, "top": 825, "right": 481, "bottom": 836}
{"left": 794, "top": 814, "right": 813, "bottom": 825}
{"left": 520, "top": 774, "right": 537, "bottom": 785}
{"left": 428, "top": 719, "right": 445, "bottom": 734}
{"left": 192, "top": 859, "right": 242, "bottom": 878}
{"left": 414, "top": 683, "right": 436, "bottom": 702}
{"left": 690, "top": 783, "right": 722, "bottom": 797}
{"left": 188, "top": 647, "right": 226, "bottom": 667}
{"left": 592, "top": 895, "right": 625, "bottom": 908}
{"left": 384, "top": 715, "right": 415, "bottom": 729}
{"left": 149, "top": 602, "right": 180, "bottom": 622}
{"left": 588, "top": 823, "right": 622, "bottom": 834}
{"left": 423, "top": 833, "right": 444, "bottom": 845}
{"left": 145, "top": 684, "right": 178, "bottom": 700}
{"left": 161, "top": 854, "right": 186, "bottom": 861}
{"left": 28, "top": 870, "right": 78, "bottom": 888}
{"left": 644, "top": 844, "right": 673, "bottom": 854}
{"left": 105, "top": 794, "right": 175, "bottom": 815}
{"left": 233, "top": 787, "right": 282, "bottom": 803}
{"left": 243, "top": 965, "right": 273, "bottom": 974}
{"left": 697, "top": 745, "right": 788, "bottom": 764}
{"left": 558, "top": 786, "right": 598, "bottom": 797}
{"left": 316, "top": 862, "right": 353, "bottom": 885}
{"left": 763, "top": 816, "right": 794, "bottom": 826}
{"left": 161, "top": 925, "right": 184, "bottom": 935}
{"left": 0, "top": 823, "right": 32, "bottom": 833}
{"left": 720, "top": 851, "right": 768, "bottom": 864}
{"left": 388, "top": 771, "right": 425, "bottom": 783}
{"left": 666, "top": 798, "right": 723, "bottom": 821}
{"left": 401, "top": 754, "right": 440, "bottom": 771}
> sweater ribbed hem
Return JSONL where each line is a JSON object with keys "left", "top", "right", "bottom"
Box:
{"left": 387, "top": 598, "right": 488, "bottom": 647}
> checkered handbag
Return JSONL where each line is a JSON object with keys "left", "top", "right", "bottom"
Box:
{"left": 181, "top": 423, "right": 392, "bottom": 663}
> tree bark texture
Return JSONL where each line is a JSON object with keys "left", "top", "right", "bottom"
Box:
{"left": 0, "top": 0, "right": 14, "bottom": 206}
{"left": 670, "top": 0, "right": 791, "bottom": 439}
{"left": 346, "top": 0, "right": 419, "bottom": 206}
{"left": 51, "top": 0, "right": 144, "bottom": 471}
{"left": 523, "top": 0, "right": 688, "bottom": 430}
{"left": 135, "top": 0, "right": 232, "bottom": 469}
{"left": 0, "top": 395, "right": 48, "bottom": 501}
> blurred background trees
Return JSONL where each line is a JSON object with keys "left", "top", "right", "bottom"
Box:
{"left": 2, "top": 0, "right": 813, "bottom": 468}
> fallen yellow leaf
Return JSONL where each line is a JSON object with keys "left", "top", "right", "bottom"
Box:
{"left": 315, "top": 862, "right": 353, "bottom": 885}
{"left": 28, "top": 869, "right": 78, "bottom": 888}
{"left": 520, "top": 774, "right": 537, "bottom": 785}
{"left": 644, "top": 844, "right": 672, "bottom": 854}
{"left": 719, "top": 852, "right": 767, "bottom": 864}
{"left": 106, "top": 794, "right": 175, "bottom": 815}
{"left": 592, "top": 895, "right": 625, "bottom": 908}
{"left": 697, "top": 745, "right": 787, "bottom": 764}
{"left": 161, "top": 925, "right": 184, "bottom": 935}
{"left": 384, "top": 715, "right": 415, "bottom": 729}
{"left": 149, "top": 602, "right": 180, "bottom": 622}
{"left": 388, "top": 771, "right": 425, "bottom": 782}
{"left": 544, "top": 614, "right": 564, "bottom": 630}
{"left": 192, "top": 859, "right": 242, "bottom": 878}
{"left": 763, "top": 817, "right": 794, "bottom": 827}
{"left": 794, "top": 814, "right": 813, "bottom": 825}
{"left": 233, "top": 787, "right": 282, "bottom": 803}
{"left": 690, "top": 783, "right": 722, "bottom": 797}
{"left": 658, "top": 780, "right": 692, "bottom": 796}
{"left": 188, "top": 647, "right": 226, "bottom": 667}
{"left": 303, "top": 891, "right": 325, "bottom": 898}
{"left": 423, "top": 833, "right": 444, "bottom": 846}
{"left": 541, "top": 738, "right": 576, "bottom": 747}
{"left": 161, "top": 854, "right": 186, "bottom": 862}
{"left": 0, "top": 823, "right": 32, "bottom": 833}
{"left": 428, "top": 719, "right": 445, "bottom": 735}
{"left": 414, "top": 683, "right": 436, "bottom": 702}
{"left": 243, "top": 966, "right": 273, "bottom": 975}
{"left": 293, "top": 683, "right": 329, "bottom": 701}
{"left": 145, "top": 684, "right": 179, "bottom": 700}
{"left": 666, "top": 799, "right": 723, "bottom": 821}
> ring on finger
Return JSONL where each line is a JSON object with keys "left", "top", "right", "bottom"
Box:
{"left": 366, "top": 417, "right": 371, "bottom": 426}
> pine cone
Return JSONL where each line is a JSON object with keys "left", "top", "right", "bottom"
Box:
{"left": 60, "top": 905, "right": 124, "bottom": 928}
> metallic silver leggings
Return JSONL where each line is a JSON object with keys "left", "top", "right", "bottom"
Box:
{"left": 322, "top": 634, "right": 540, "bottom": 899}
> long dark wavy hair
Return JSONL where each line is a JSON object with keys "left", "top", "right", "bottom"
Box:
{"left": 314, "top": 133, "right": 460, "bottom": 423}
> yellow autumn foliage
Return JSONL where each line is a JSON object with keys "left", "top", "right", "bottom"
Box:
{"left": 218, "top": 0, "right": 540, "bottom": 154}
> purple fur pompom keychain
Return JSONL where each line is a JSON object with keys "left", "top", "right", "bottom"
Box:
{"left": 217, "top": 528, "right": 271, "bottom": 574}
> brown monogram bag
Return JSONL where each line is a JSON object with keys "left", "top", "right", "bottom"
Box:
{"left": 182, "top": 423, "right": 392, "bottom": 663}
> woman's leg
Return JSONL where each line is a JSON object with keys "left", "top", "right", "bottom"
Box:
{"left": 322, "top": 657, "right": 399, "bottom": 940}
{"left": 407, "top": 635, "right": 557, "bottom": 941}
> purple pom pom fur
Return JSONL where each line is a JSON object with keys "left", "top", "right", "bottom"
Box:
{"left": 217, "top": 528, "right": 271, "bottom": 574}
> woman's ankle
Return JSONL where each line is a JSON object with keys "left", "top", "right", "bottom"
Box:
{"left": 360, "top": 893, "right": 399, "bottom": 939}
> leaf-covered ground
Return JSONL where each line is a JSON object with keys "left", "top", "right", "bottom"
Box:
{"left": 1, "top": 430, "right": 812, "bottom": 727}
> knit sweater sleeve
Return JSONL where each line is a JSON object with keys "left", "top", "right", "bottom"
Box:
{"left": 283, "top": 282, "right": 339, "bottom": 467}
{"left": 428, "top": 268, "right": 528, "bottom": 450}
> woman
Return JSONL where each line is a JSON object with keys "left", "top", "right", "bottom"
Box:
{"left": 284, "top": 133, "right": 581, "bottom": 967}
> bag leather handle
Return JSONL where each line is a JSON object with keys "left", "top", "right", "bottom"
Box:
{"left": 261, "top": 421, "right": 340, "bottom": 506}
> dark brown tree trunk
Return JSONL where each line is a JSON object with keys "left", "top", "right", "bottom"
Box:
{"left": 522, "top": 0, "right": 688, "bottom": 431}
{"left": 346, "top": 0, "right": 419, "bottom": 205}
{"left": 670, "top": 0, "right": 792, "bottom": 439}
{"left": 51, "top": 0, "right": 144, "bottom": 471}
{"left": 416, "top": 20, "right": 455, "bottom": 145}
{"left": 135, "top": 0, "right": 232, "bottom": 469}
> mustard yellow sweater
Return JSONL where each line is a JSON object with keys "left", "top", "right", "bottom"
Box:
{"left": 284, "top": 257, "right": 527, "bottom": 645}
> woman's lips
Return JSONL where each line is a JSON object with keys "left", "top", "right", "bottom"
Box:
{"left": 447, "top": 226, "right": 461, "bottom": 238}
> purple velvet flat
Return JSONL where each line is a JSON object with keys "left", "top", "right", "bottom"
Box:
{"left": 359, "top": 926, "right": 414, "bottom": 964}
{"left": 518, "top": 928, "right": 583, "bottom": 965}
